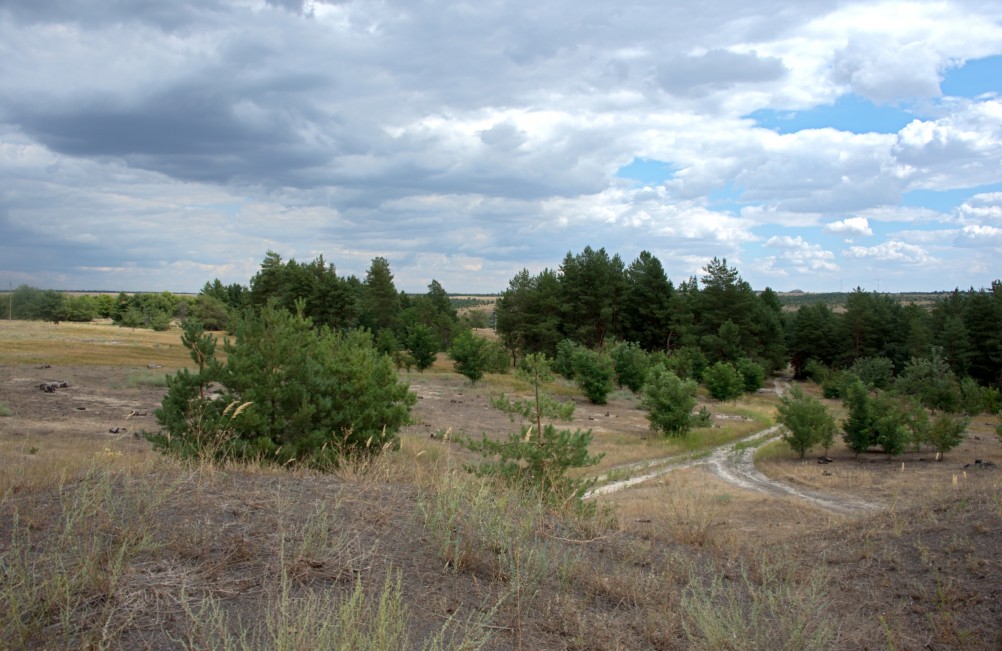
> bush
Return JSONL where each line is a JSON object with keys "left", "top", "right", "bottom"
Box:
{"left": 894, "top": 349, "right": 961, "bottom": 412}
{"left": 572, "top": 347, "right": 616, "bottom": 405}
{"left": 641, "top": 364, "right": 700, "bottom": 437}
{"left": 777, "top": 388, "right": 836, "bottom": 458}
{"left": 849, "top": 356, "right": 895, "bottom": 391}
{"left": 407, "top": 325, "right": 438, "bottom": 371}
{"left": 841, "top": 380, "right": 875, "bottom": 455}
{"left": 610, "top": 341, "right": 650, "bottom": 393}
{"left": 822, "top": 369, "right": 856, "bottom": 400}
{"left": 802, "top": 359, "right": 829, "bottom": 384}
{"left": 663, "top": 346, "right": 707, "bottom": 381}
{"left": 735, "top": 358, "right": 765, "bottom": 393}
{"left": 703, "top": 362, "right": 743, "bottom": 401}
{"left": 465, "top": 354, "right": 601, "bottom": 505}
{"left": 448, "top": 330, "right": 489, "bottom": 384}
{"left": 482, "top": 339, "right": 511, "bottom": 374}
{"left": 150, "top": 304, "right": 415, "bottom": 468}
{"left": 927, "top": 413, "right": 969, "bottom": 460}
{"left": 552, "top": 339, "right": 580, "bottom": 379}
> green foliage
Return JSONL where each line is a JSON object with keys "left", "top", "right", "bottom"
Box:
{"left": 621, "top": 250, "right": 674, "bottom": 351}
{"left": 571, "top": 346, "right": 616, "bottom": 405}
{"left": 464, "top": 425, "right": 602, "bottom": 505}
{"left": 249, "top": 251, "right": 360, "bottom": 330}
{"left": 552, "top": 339, "right": 580, "bottom": 379}
{"left": 841, "top": 383, "right": 929, "bottom": 458}
{"left": 467, "top": 353, "right": 602, "bottom": 505}
{"left": 735, "top": 357, "right": 765, "bottom": 393}
{"left": 777, "top": 388, "right": 837, "bottom": 458}
{"left": 958, "top": 377, "right": 987, "bottom": 415}
{"left": 641, "top": 364, "right": 700, "bottom": 437}
{"left": 559, "top": 246, "right": 626, "bottom": 348}
{"left": 927, "top": 413, "right": 969, "bottom": 460}
{"left": 660, "top": 346, "right": 707, "bottom": 381}
{"left": 821, "top": 369, "right": 857, "bottom": 400}
{"left": 894, "top": 348, "right": 961, "bottom": 412}
{"left": 703, "top": 361, "right": 743, "bottom": 401}
{"left": 448, "top": 330, "right": 490, "bottom": 384}
{"left": 872, "top": 401, "right": 909, "bottom": 457}
{"left": 406, "top": 325, "right": 438, "bottom": 372}
{"left": 0, "top": 404, "right": 11, "bottom": 417}
{"left": 481, "top": 339, "right": 511, "bottom": 374}
{"left": 192, "top": 294, "right": 231, "bottom": 331}
{"left": 610, "top": 341, "right": 650, "bottom": 393}
{"left": 849, "top": 356, "right": 895, "bottom": 390}
{"left": 841, "top": 380, "right": 875, "bottom": 455}
{"left": 802, "top": 359, "right": 830, "bottom": 384}
{"left": 150, "top": 304, "right": 415, "bottom": 468}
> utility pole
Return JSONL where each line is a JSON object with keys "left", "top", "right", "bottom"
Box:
{"left": 7, "top": 281, "right": 11, "bottom": 320}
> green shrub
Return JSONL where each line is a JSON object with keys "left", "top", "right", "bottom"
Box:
{"left": 482, "top": 339, "right": 511, "bottom": 374}
{"left": 448, "top": 330, "right": 489, "bottom": 384}
{"left": 610, "top": 341, "right": 650, "bottom": 393}
{"left": 735, "top": 357, "right": 765, "bottom": 393}
{"left": 466, "top": 354, "right": 601, "bottom": 506}
{"left": 802, "top": 359, "right": 829, "bottom": 384}
{"left": 552, "top": 339, "right": 580, "bottom": 379}
{"left": 150, "top": 304, "right": 415, "bottom": 468}
{"left": 841, "top": 380, "right": 874, "bottom": 455}
{"left": 821, "top": 369, "right": 856, "bottom": 400}
{"left": 849, "top": 356, "right": 895, "bottom": 390}
{"left": 0, "top": 404, "right": 11, "bottom": 417}
{"left": 641, "top": 364, "right": 699, "bottom": 437}
{"left": 777, "top": 388, "right": 836, "bottom": 458}
{"left": 571, "top": 347, "right": 616, "bottom": 405}
{"left": 703, "top": 361, "right": 743, "bottom": 401}
{"left": 407, "top": 325, "right": 438, "bottom": 371}
{"left": 927, "top": 413, "right": 969, "bottom": 460}
{"left": 894, "top": 348, "right": 961, "bottom": 412}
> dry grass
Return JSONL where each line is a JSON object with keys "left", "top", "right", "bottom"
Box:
{"left": 0, "top": 320, "right": 194, "bottom": 368}
{"left": 2, "top": 322, "right": 1001, "bottom": 649}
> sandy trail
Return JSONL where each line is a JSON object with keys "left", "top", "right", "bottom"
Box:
{"left": 587, "top": 378, "right": 879, "bottom": 513}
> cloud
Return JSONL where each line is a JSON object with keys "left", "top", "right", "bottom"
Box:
{"left": 655, "top": 49, "right": 787, "bottom": 96}
{"left": 955, "top": 224, "right": 1002, "bottom": 247}
{"left": 0, "top": 1, "right": 1000, "bottom": 293}
{"left": 824, "top": 216, "right": 872, "bottom": 237}
{"left": 894, "top": 100, "right": 1002, "bottom": 189}
{"left": 842, "top": 240, "right": 936, "bottom": 264}
{"left": 764, "top": 235, "right": 840, "bottom": 272}
{"left": 956, "top": 192, "right": 1002, "bottom": 224}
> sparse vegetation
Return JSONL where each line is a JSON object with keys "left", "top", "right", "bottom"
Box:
{"left": 2, "top": 265, "right": 1002, "bottom": 650}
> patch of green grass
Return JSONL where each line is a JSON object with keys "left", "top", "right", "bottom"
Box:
{"left": 0, "top": 404, "right": 11, "bottom": 417}
{"left": 754, "top": 438, "right": 795, "bottom": 463}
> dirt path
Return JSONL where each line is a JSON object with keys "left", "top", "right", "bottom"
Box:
{"left": 587, "top": 378, "right": 879, "bottom": 513}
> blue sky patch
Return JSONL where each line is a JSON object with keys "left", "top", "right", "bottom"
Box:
{"left": 903, "top": 183, "right": 1002, "bottom": 213}
{"left": 942, "top": 55, "right": 1002, "bottom": 97}
{"left": 616, "top": 158, "right": 677, "bottom": 185}
{"left": 746, "top": 95, "right": 917, "bottom": 135}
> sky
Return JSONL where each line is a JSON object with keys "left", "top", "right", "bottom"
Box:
{"left": 1, "top": 1, "right": 1001, "bottom": 294}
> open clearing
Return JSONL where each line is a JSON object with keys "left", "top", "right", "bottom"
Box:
{"left": 1, "top": 320, "right": 1000, "bottom": 649}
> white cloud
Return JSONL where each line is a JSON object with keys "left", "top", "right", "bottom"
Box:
{"left": 823, "top": 216, "right": 872, "bottom": 237}
{"left": 764, "top": 235, "right": 840, "bottom": 272}
{"left": 956, "top": 192, "right": 1002, "bottom": 224}
{"left": 842, "top": 240, "right": 936, "bottom": 264}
